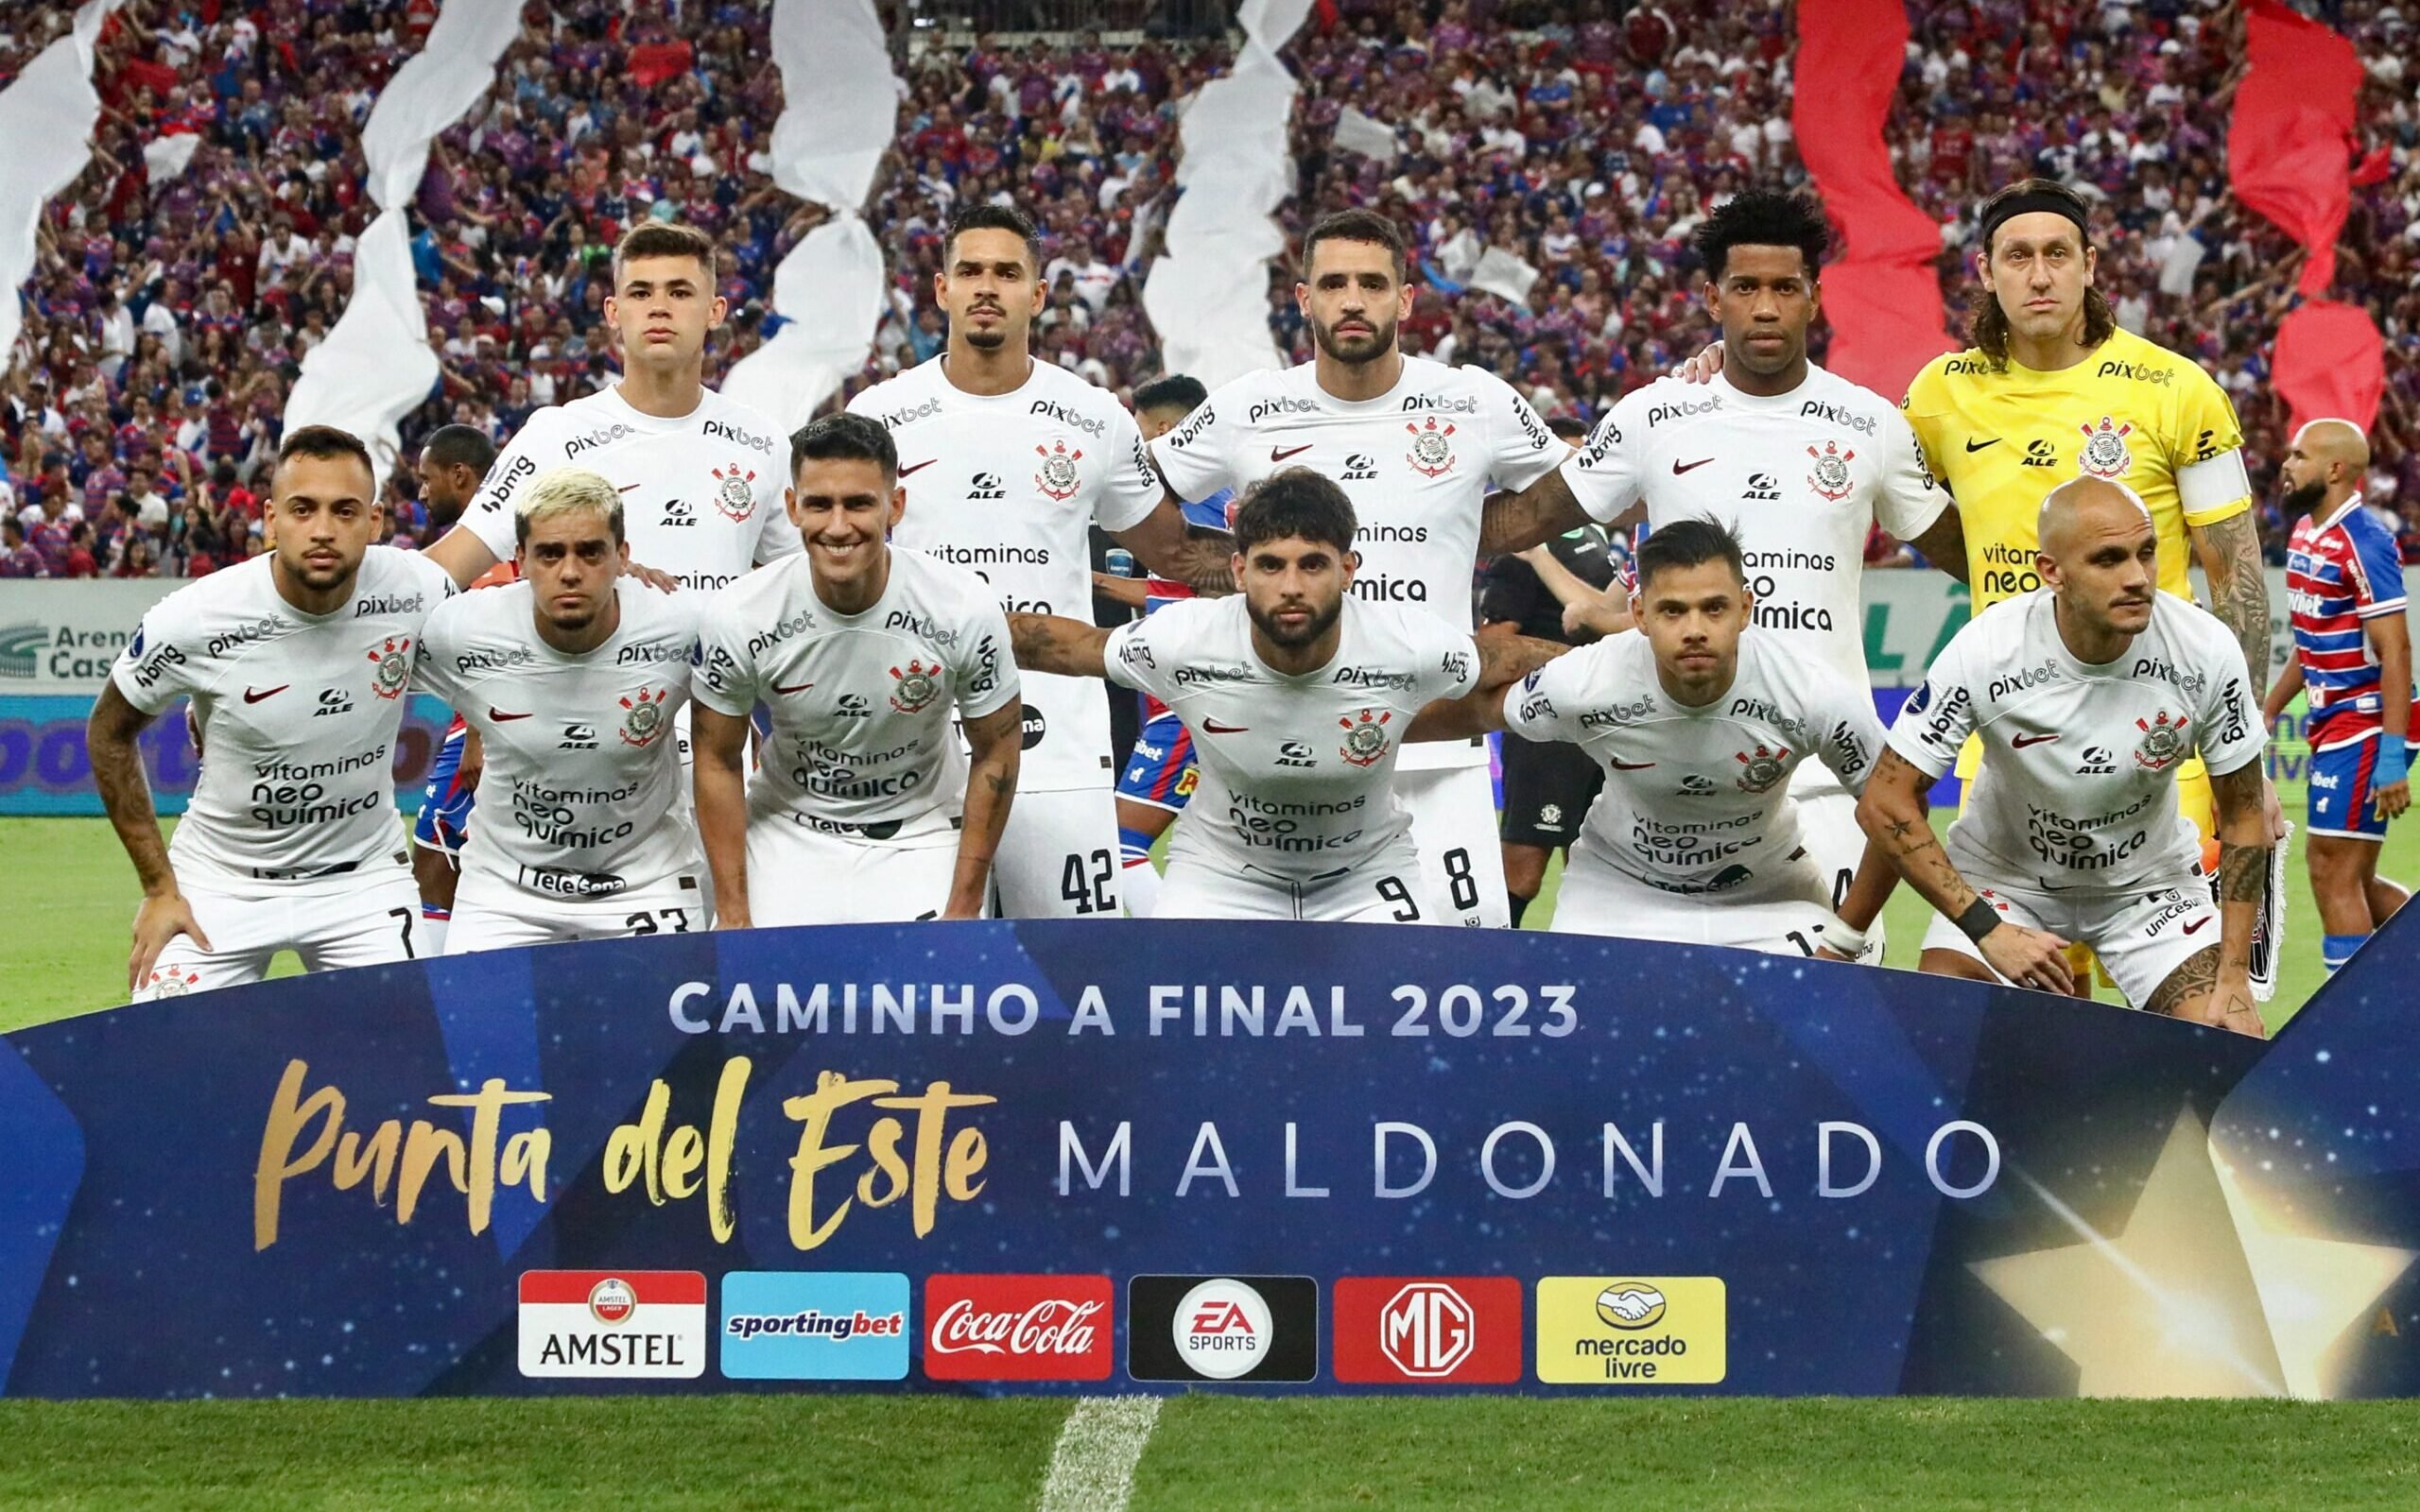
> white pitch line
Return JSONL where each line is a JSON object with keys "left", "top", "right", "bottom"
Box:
{"left": 1037, "top": 1394, "right": 1163, "bottom": 1512}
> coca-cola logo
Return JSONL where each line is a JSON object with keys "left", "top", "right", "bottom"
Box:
{"left": 923, "top": 1274, "right": 1115, "bottom": 1381}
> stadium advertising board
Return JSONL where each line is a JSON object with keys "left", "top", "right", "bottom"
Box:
{"left": 1, "top": 916, "right": 2413, "bottom": 1399}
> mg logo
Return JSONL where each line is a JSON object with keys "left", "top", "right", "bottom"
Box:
{"left": 1379, "top": 1282, "right": 1475, "bottom": 1378}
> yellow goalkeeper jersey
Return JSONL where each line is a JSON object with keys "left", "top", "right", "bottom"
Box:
{"left": 1900, "top": 326, "right": 2253, "bottom": 615}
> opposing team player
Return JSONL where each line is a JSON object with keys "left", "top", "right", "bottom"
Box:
{"left": 1554, "top": 190, "right": 1963, "bottom": 950}
{"left": 691, "top": 414, "right": 1024, "bottom": 925}
{"left": 407, "top": 422, "right": 501, "bottom": 955}
{"left": 1111, "top": 373, "right": 1238, "bottom": 916}
{"left": 848, "top": 203, "right": 1234, "bottom": 919}
{"left": 1008, "top": 470, "right": 1554, "bottom": 922}
{"left": 2263, "top": 420, "right": 2412, "bottom": 972}
{"left": 1150, "top": 208, "right": 1575, "bottom": 925}
{"left": 1859, "top": 478, "right": 2272, "bottom": 1036}
{"left": 409, "top": 469, "right": 704, "bottom": 951}
{"left": 87, "top": 426, "right": 457, "bottom": 998}
{"left": 1422, "top": 519, "right": 1897, "bottom": 957}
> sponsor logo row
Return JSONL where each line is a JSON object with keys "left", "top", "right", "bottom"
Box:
{"left": 516, "top": 1271, "right": 1724, "bottom": 1385}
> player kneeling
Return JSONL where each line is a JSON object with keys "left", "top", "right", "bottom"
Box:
{"left": 1858, "top": 477, "right": 2272, "bottom": 1037}
{"left": 691, "top": 414, "right": 1022, "bottom": 925}
{"left": 412, "top": 468, "right": 706, "bottom": 951}
{"left": 1422, "top": 517, "right": 1897, "bottom": 957}
{"left": 1009, "top": 469, "right": 1555, "bottom": 922}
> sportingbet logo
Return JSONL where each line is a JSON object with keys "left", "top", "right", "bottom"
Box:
{"left": 1333, "top": 1277, "right": 1523, "bottom": 1384}
{"left": 1127, "top": 1274, "right": 1317, "bottom": 1383}
{"left": 517, "top": 1270, "right": 705, "bottom": 1378}
{"left": 923, "top": 1274, "right": 1113, "bottom": 1381}
{"left": 719, "top": 1271, "right": 909, "bottom": 1381}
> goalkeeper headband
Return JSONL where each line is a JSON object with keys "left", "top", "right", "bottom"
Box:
{"left": 1980, "top": 190, "right": 2088, "bottom": 251}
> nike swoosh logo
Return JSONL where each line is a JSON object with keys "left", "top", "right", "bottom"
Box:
{"left": 900, "top": 459, "right": 938, "bottom": 476}
{"left": 2012, "top": 732, "right": 2061, "bottom": 747}
{"left": 1270, "top": 445, "right": 1313, "bottom": 462}
{"left": 490, "top": 708, "right": 532, "bottom": 722}
{"left": 2183, "top": 916, "right": 2211, "bottom": 935}
{"left": 242, "top": 685, "right": 288, "bottom": 703}
{"left": 773, "top": 681, "right": 815, "bottom": 696}
{"left": 1201, "top": 719, "right": 1250, "bottom": 733}
{"left": 1964, "top": 438, "right": 2002, "bottom": 453}
{"left": 1611, "top": 759, "right": 1656, "bottom": 770}
{"left": 1671, "top": 458, "right": 1714, "bottom": 475}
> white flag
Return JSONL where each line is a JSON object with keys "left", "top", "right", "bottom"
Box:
{"left": 1333, "top": 106, "right": 1399, "bottom": 163}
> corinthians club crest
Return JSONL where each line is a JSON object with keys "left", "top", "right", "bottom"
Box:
{"left": 1406, "top": 418, "right": 1458, "bottom": 478}
{"left": 618, "top": 686, "right": 668, "bottom": 747}
{"left": 711, "top": 463, "right": 758, "bottom": 521}
{"left": 367, "top": 636, "right": 411, "bottom": 700}
{"left": 1806, "top": 439, "right": 1855, "bottom": 502}
{"left": 1735, "top": 742, "right": 1790, "bottom": 793}
{"left": 1035, "top": 439, "right": 1083, "bottom": 501}
{"left": 2134, "top": 709, "right": 2189, "bottom": 771}
{"left": 1340, "top": 707, "right": 1393, "bottom": 766}
{"left": 145, "top": 966, "right": 200, "bottom": 997}
{"left": 2079, "top": 416, "right": 2135, "bottom": 479}
{"left": 890, "top": 659, "right": 942, "bottom": 713}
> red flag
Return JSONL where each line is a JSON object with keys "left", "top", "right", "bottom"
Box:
{"left": 1790, "top": 0, "right": 1952, "bottom": 398}
{"left": 2273, "top": 300, "right": 2385, "bottom": 433}
{"left": 626, "top": 40, "right": 694, "bottom": 89}
{"left": 2230, "top": 0, "right": 2363, "bottom": 294}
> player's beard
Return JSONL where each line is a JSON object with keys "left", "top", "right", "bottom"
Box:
{"left": 1311, "top": 311, "right": 1397, "bottom": 367}
{"left": 1248, "top": 593, "right": 1344, "bottom": 650}
{"left": 2281, "top": 479, "right": 2327, "bottom": 517}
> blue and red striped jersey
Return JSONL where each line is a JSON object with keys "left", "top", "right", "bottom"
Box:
{"left": 2286, "top": 497, "right": 2412, "bottom": 747}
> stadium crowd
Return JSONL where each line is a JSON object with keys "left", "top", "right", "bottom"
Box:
{"left": 5, "top": 0, "right": 2420, "bottom": 582}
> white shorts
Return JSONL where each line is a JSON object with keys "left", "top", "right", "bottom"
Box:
{"left": 1156, "top": 837, "right": 1446, "bottom": 922}
{"left": 1918, "top": 869, "right": 2220, "bottom": 1009}
{"left": 1547, "top": 837, "right": 1854, "bottom": 957}
{"left": 1399, "top": 763, "right": 1510, "bottom": 928}
{"left": 746, "top": 807, "right": 971, "bottom": 926}
{"left": 446, "top": 873, "right": 709, "bottom": 954}
{"left": 1794, "top": 785, "right": 1888, "bottom": 961}
{"left": 137, "top": 867, "right": 422, "bottom": 1000}
{"left": 991, "top": 782, "right": 1123, "bottom": 919}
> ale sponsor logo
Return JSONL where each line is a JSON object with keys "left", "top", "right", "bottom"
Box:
{"left": 923, "top": 1274, "right": 1114, "bottom": 1381}
{"left": 1332, "top": 1277, "right": 1523, "bottom": 1384}
{"left": 517, "top": 1270, "right": 706, "bottom": 1379}
{"left": 720, "top": 1271, "right": 909, "bottom": 1381}
{"left": 1535, "top": 1277, "right": 1726, "bottom": 1384}
{"left": 1126, "top": 1275, "right": 1318, "bottom": 1383}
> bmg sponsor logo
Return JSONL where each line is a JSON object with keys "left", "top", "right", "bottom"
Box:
{"left": 1535, "top": 1276, "right": 1726, "bottom": 1383}
{"left": 1127, "top": 1275, "right": 1317, "bottom": 1383}
{"left": 517, "top": 1270, "right": 706, "bottom": 1378}
{"left": 1332, "top": 1277, "right": 1523, "bottom": 1384}
{"left": 923, "top": 1274, "right": 1113, "bottom": 1381}
{"left": 719, "top": 1271, "right": 909, "bottom": 1380}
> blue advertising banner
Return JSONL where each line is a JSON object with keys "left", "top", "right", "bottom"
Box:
{"left": 3, "top": 915, "right": 2411, "bottom": 1399}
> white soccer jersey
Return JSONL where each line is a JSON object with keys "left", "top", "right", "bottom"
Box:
{"left": 461, "top": 385, "right": 802, "bottom": 592}
{"left": 847, "top": 355, "right": 1160, "bottom": 789}
{"left": 1561, "top": 365, "right": 1945, "bottom": 690}
{"left": 1501, "top": 627, "right": 1886, "bottom": 894}
{"left": 1149, "top": 354, "right": 1564, "bottom": 772}
{"left": 1103, "top": 594, "right": 1480, "bottom": 883}
{"left": 691, "top": 547, "right": 1020, "bottom": 826}
{"left": 411, "top": 578, "right": 702, "bottom": 909}
{"left": 109, "top": 546, "right": 456, "bottom": 887}
{"left": 1887, "top": 590, "right": 2265, "bottom": 895}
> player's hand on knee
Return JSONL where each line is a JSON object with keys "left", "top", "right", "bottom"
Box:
{"left": 1979, "top": 923, "right": 2073, "bottom": 995}
{"left": 129, "top": 894, "right": 211, "bottom": 994}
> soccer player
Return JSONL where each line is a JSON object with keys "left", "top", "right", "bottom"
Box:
{"left": 2262, "top": 419, "right": 2412, "bottom": 972}
{"left": 847, "top": 203, "right": 1234, "bottom": 920}
{"left": 1107, "top": 373, "right": 1238, "bottom": 917}
{"left": 1859, "top": 478, "right": 2272, "bottom": 1037}
{"left": 409, "top": 468, "right": 704, "bottom": 951}
{"left": 1553, "top": 190, "right": 1963, "bottom": 950}
{"left": 1007, "top": 470, "right": 1556, "bottom": 922}
{"left": 1150, "top": 208, "right": 1576, "bottom": 926}
{"left": 690, "top": 413, "right": 1024, "bottom": 926}
{"left": 406, "top": 422, "right": 501, "bottom": 955}
{"left": 1423, "top": 518, "right": 1896, "bottom": 957}
{"left": 87, "top": 426, "right": 457, "bottom": 999}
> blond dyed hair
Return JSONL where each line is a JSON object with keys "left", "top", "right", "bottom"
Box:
{"left": 512, "top": 466, "right": 625, "bottom": 547}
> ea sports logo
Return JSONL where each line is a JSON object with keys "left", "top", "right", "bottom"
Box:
{"left": 1379, "top": 1282, "right": 1475, "bottom": 1378}
{"left": 1172, "top": 1278, "right": 1271, "bottom": 1380}
{"left": 588, "top": 1277, "right": 637, "bottom": 1325}
{"left": 1596, "top": 1282, "right": 1667, "bottom": 1330}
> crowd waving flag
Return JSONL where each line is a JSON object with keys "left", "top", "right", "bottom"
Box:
{"left": 0, "top": 2, "right": 122, "bottom": 373}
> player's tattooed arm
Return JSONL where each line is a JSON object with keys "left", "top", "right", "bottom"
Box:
{"left": 947, "top": 701, "right": 1023, "bottom": 920}
{"left": 1907, "top": 505, "right": 1971, "bottom": 583}
{"left": 87, "top": 681, "right": 213, "bottom": 991}
{"left": 1113, "top": 501, "right": 1236, "bottom": 595}
{"left": 1856, "top": 747, "right": 2075, "bottom": 992}
{"left": 1007, "top": 613, "right": 1112, "bottom": 679}
{"left": 690, "top": 705, "right": 755, "bottom": 930}
{"left": 2191, "top": 509, "right": 2272, "bottom": 695}
{"left": 1407, "top": 632, "right": 1564, "bottom": 743}
{"left": 1477, "top": 469, "right": 1594, "bottom": 556}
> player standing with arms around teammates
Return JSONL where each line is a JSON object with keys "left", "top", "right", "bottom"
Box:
{"left": 2263, "top": 420, "right": 2413, "bottom": 972}
{"left": 847, "top": 203, "right": 1236, "bottom": 920}
{"left": 406, "top": 423, "right": 500, "bottom": 956}
{"left": 691, "top": 414, "right": 1025, "bottom": 926}
{"left": 1008, "top": 471, "right": 1557, "bottom": 922}
{"left": 1553, "top": 190, "right": 1965, "bottom": 951}
{"left": 409, "top": 469, "right": 705, "bottom": 952}
{"left": 87, "top": 426, "right": 457, "bottom": 999}
{"left": 1860, "top": 479, "right": 2273, "bottom": 1037}
{"left": 1423, "top": 519, "right": 1899, "bottom": 958}
{"left": 1150, "top": 208, "right": 1578, "bottom": 926}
